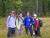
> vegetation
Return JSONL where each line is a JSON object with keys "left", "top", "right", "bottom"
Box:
{"left": 0, "top": 17, "right": 50, "bottom": 38}
{"left": 0, "top": 0, "right": 50, "bottom": 16}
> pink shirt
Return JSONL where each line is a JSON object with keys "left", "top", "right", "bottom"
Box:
{"left": 36, "top": 18, "right": 39, "bottom": 29}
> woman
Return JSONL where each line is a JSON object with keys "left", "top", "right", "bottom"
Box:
{"left": 16, "top": 13, "right": 23, "bottom": 34}
{"left": 6, "top": 10, "right": 16, "bottom": 38}
{"left": 33, "top": 14, "right": 41, "bottom": 36}
{"left": 23, "top": 12, "right": 33, "bottom": 36}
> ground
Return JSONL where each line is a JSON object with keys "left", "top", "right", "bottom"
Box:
{"left": 0, "top": 17, "right": 50, "bottom": 38}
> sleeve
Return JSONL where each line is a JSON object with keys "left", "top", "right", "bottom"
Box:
{"left": 33, "top": 19, "right": 35, "bottom": 25}
{"left": 30, "top": 17, "right": 33, "bottom": 25}
{"left": 23, "top": 17, "right": 26, "bottom": 26}
{"left": 15, "top": 17, "right": 16, "bottom": 25}
{"left": 6, "top": 16, "right": 10, "bottom": 27}
{"left": 21, "top": 17, "right": 24, "bottom": 25}
{"left": 16, "top": 19, "right": 18, "bottom": 26}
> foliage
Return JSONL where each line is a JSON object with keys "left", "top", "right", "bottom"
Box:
{"left": 0, "top": 0, "right": 50, "bottom": 16}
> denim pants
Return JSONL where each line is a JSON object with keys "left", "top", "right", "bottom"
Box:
{"left": 7, "top": 27, "right": 16, "bottom": 37}
{"left": 25, "top": 26, "right": 33, "bottom": 36}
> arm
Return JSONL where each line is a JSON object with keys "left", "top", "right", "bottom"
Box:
{"left": 6, "top": 16, "right": 10, "bottom": 28}
{"left": 30, "top": 17, "right": 33, "bottom": 27}
{"left": 23, "top": 17, "right": 26, "bottom": 26}
{"left": 33, "top": 19, "right": 36, "bottom": 26}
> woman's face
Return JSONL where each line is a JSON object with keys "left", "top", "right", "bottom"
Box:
{"left": 19, "top": 13, "right": 22, "bottom": 17}
{"left": 34, "top": 16, "right": 37, "bottom": 19}
{"left": 11, "top": 11, "right": 16, "bottom": 16}
{"left": 27, "top": 12, "right": 30, "bottom": 16}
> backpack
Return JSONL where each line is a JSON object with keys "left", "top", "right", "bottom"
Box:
{"left": 39, "top": 19, "right": 42, "bottom": 27}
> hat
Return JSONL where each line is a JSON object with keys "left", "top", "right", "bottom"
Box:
{"left": 33, "top": 14, "right": 37, "bottom": 17}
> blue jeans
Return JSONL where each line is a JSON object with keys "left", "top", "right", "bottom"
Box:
{"left": 25, "top": 26, "right": 33, "bottom": 36}
{"left": 35, "top": 27, "right": 40, "bottom": 36}
{"left": 7, "top": 27, "right": 16, "bottom": 37}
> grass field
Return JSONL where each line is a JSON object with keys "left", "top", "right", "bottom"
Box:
{"left": 0, "top": 17, "right": 50, "bottom": 38}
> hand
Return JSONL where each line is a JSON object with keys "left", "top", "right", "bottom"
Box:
{"left": 30, "top": 24, "right": 32, "bottom": 26}
{"left": 22, "top": 25, "right": 25, "bottom": 29}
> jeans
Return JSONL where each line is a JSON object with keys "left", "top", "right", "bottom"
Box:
{"left": 7, "top": 27, "right": 16, "bottom": 37}
{"left": 25, "top": 26, "right": 33, "bottom": 36}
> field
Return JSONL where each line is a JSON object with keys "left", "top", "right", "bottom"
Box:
{"left": 0, "top": 17, "right": 50, "bottom": 38}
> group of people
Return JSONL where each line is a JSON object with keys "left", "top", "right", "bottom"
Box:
{"left": 6, "top": 10, "right": 42, "bottom": 38}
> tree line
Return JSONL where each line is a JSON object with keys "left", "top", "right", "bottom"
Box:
{"left": 0, "top": 0, "right": 50, "bottom": 17}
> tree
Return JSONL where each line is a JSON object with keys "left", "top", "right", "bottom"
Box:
{"left": 0, "top": 0, "right": 50, "bottom": 16}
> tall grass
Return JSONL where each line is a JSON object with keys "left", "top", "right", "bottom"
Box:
{"left": 0, "top": 17, "right": 50, "bottom": 38}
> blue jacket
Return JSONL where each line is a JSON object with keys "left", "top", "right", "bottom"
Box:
{"left": 23, "top": 16, "right": 33, "bottom": 27}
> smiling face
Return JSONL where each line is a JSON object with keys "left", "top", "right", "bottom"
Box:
{"left": 33, "top": 14, "right": 37, "bottom": 19}
{"left": 18, "top": 13, "right": 23, "bottom": 19}
{"left": 19, "top": 13, "right": 22, "bottom": 18}
{"left": 11, "top": 11, "right": 16, "bottom": 16}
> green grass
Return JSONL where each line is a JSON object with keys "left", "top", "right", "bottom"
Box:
{"left": 0, "top": 17, "right": 50, "bottom": 38}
